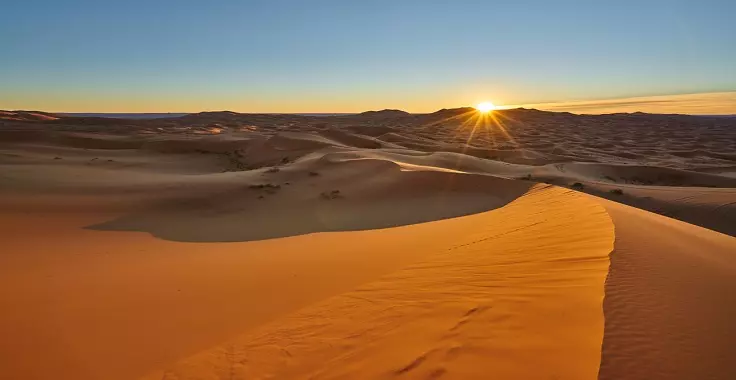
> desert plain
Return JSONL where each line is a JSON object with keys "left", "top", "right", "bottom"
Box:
{"left": 1, "top": 108, "right": 735, "bottom": 379}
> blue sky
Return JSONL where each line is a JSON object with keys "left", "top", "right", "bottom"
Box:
{"left": 2, "top": 0, "right": 735, "bottom": 112}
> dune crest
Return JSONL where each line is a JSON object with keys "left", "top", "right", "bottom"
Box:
{"left": 141, "top": 185, "right": 615, "bottom": 379}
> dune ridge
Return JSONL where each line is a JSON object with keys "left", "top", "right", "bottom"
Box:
{"left": 142, "top": 185, "right": 615, "bottom": 380}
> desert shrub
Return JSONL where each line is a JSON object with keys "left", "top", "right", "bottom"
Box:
{"left": 571, "top": 182, "right": 584, "bottom": 190}
{"left": 610, "top": 188, "right": 624, "bottom": 195}
{"left": 320, "top": 190, "right": 342, "bottom": 200}
{"left": 249, "top": 183, "right": 280, "bottom": 190}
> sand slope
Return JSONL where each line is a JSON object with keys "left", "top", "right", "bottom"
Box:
{"left": 142, "top": 185, "right": 614, "bottom": 380}
{"left": 0, "top": 199, "right": 519, "bottom": 380}
{"left": 599, "top": 200, "right": 736, "bottom": 380}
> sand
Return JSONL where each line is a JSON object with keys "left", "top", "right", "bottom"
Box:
{"left": 1, "top": 108, "right": 735, "bottom": 379}
{"left": 140, "top": 185, "right": 614, "bottom": 380}
{"left": 599, "top": 200, "right": 736, "bottom": 380}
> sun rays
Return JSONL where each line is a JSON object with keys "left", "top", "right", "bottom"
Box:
{"left": 450, "top": 107, "right": 519, "bottom": 148}
{"left": 416, "top": 105, "right": 523, "bottom": 172}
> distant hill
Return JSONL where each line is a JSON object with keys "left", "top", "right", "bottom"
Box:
{"left": 358, "top": 109, "right": 411, "bottom": 117}
{"left": 4, "top": 108, "right": 736, "bottom": 127}
{"left": 61, "top": 113, "right": 189, "bottom": 119}
{"left": 0, "top": 110, "right": 61, "bottom": 122}
{"left": 428, "top": 107, "right": 476, "bottom": 117}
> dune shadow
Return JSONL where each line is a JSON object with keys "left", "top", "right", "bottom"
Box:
{"left": 87, "top": 172, "right": 534, "bottom": 243}
{"left": 598, "top": 202, "right": 736, "bottom": 379}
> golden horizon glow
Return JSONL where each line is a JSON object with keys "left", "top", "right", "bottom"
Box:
{"left": 475, "top": 101, "right": 496, "bottom": 113}
{"left": 2, "top": 92, "right": 733, "bottom": 115}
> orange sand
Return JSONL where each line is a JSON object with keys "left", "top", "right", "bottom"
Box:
{"left": 1, "top": 109, "right": 735, "bottom": 379}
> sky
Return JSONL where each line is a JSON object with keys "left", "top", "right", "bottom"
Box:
{"left": 2, "top": 0, "right": 735, "bottom": 114}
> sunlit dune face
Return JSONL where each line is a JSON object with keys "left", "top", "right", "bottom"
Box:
{"left": 475, "top": 101, "right": 496, "bottom": 113}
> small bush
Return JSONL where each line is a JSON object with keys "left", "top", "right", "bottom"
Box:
{"left": 571, "top": 182, "right": 584, "bottom": 190}
{"left": 320, "top": 190, "right": 342, "bottom": 200}
{"left": 249, "top": 183, "right": 280, "bottom": 190}
{"left": 610, "top": 188, "right": 624, "bottom": 195}
{"left": 308, "top": 171, "right": 320, "bottom": 177}
{"left": 265, "top": 167, "right": 280, "bottom": 173}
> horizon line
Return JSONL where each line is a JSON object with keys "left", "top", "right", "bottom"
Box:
{"left": 4, "top": 91, "right": 735, "bottom": 116}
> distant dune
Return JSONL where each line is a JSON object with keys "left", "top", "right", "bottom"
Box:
{"left": 358, "top": 109, "right": 411, "bottom": 117}
{"left": 1, "top": 107, "right": 735, "bottom": 379}
{"left": 61, "top": 113, "right": 191, "bottom": 119}
{"left": 0, "top": 110, "right": 60, "bottom": 121}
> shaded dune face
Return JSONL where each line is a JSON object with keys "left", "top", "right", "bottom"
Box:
{"left": 598, "top": 200, "right": 736, "bottom": 380}
{"left": 87, "top": 160, "right": 533, "bottom": 242}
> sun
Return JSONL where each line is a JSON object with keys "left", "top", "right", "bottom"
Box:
{"left": 475, "top": 101, "right": 496, "bottom": 113}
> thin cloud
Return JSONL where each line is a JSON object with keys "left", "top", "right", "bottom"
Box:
{"left": 515, "top": 92, "right": 736, "bottom": 115}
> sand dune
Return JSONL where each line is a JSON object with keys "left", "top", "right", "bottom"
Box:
{"left": 0, "top": 110, "right": 60, "bottom": 121}
{"left": 1, "top": 108, "right": 735, "bottom": 379}
{"left": 90, "top": 159, "right": 532, "bottom": 242}
{"left": 317, "top": 129, "right": 385, "bottom": 149}
{"left": 546, "top": 162, "right": 736, "bottom": 187}
{"left": 141, "top": 185, "right": 614, "bottom": 380}
{"left": 2, "top": 208, "right": 490, "bottom": 380}
{"left": 599, "top": 200, "right": 736, "bottom": 380}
